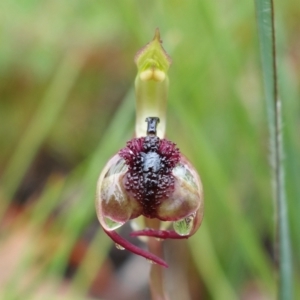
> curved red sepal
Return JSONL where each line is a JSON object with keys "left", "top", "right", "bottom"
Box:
{"left": 130, "top": 229, "right": 190, "bottom": 240}
{"left": 103, "top": 228, "right": 168, "bottom": 268}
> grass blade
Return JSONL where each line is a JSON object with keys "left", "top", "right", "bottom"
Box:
{"left": 254, "top": 0, "right": 293, "bottom": 299}
{"left": 1, "top": 54, "right": 84, "bottom": 202}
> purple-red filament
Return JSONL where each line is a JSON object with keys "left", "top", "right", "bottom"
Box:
{"left": 103, "top": 228, "right": 168, "bottom": 267}
{"left": 130, "top": 229, "right": 189, "bottom": 239}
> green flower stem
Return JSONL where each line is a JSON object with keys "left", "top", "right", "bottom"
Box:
{"left": 134, "top": 29, "right": 171, "bottom": 138}
{"left": 145, "top": 218, "right": 169, "bottom": 300}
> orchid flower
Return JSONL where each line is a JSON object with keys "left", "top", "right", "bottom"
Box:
{"left": 96, "top": 29, "right": 204, "bottom": 268}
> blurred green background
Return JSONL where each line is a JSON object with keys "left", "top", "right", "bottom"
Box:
{"left": 0, "top": 1, "right": 299, "bottom": 299}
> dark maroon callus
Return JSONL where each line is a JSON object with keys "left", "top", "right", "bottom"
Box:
{"left": 119, "top": 136, "right": 180, "bottom": 218}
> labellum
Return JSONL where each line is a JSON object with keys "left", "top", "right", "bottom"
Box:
{"left": 95, "top": 30, "right": 204, "bottom": 267}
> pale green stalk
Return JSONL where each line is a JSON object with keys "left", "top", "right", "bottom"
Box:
{"left": 146, "top": 219, "right": 169, "bottom": 300}
{"left": 135, "top": 79, "right": 169, "bottom": 139}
